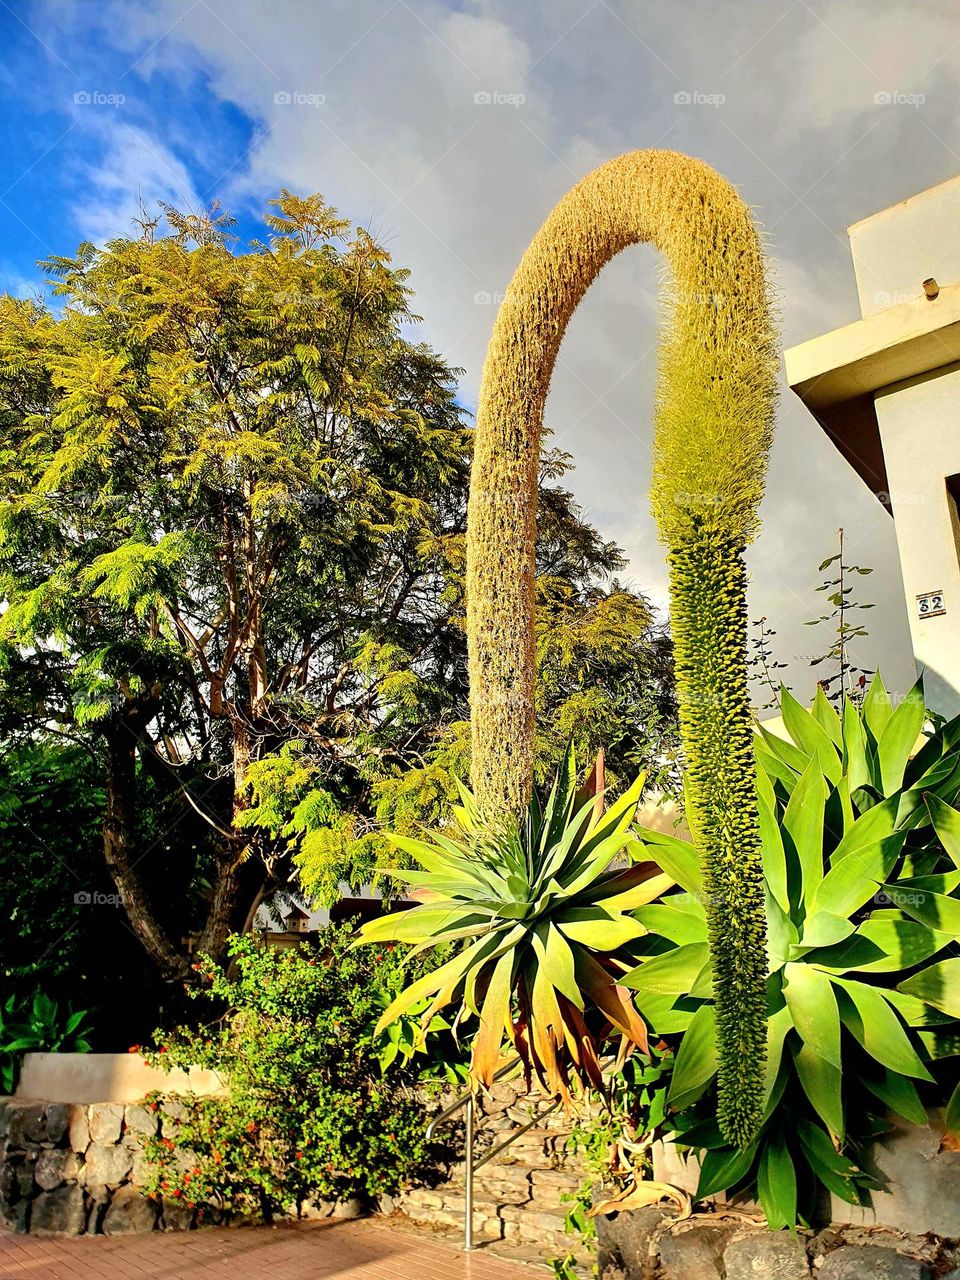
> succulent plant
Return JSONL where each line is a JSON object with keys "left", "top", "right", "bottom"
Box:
{"left": 356, "top": 748, "right": 672, "bottom": 1098}
{"left": 625, "top": 678, "right": 960, "bottom": 1225}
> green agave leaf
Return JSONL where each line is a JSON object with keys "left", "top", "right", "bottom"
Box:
{"left": 623, "top": 942, "right": 710, "bottom": 997}
{"left": 926, "top": 794, "right": 960, "bottom": 870}
{"left": 582, "top": 771, "right": 647, "bottom": 849}
{"left": 374, "top": 931, "right": 503, "bottom": 1033}
{"left": 780, "top": 686, "right": 842, "bottom": 784}
{"left": 557, "top": 907, "right": 647, "bottom": 950}
{"left": 537, "top": 793, "right": 603, "bottom": 888}
{"left": 891, "top": 885, "right": 960, "bottom": 936}
{"left": 695, "top": 1142, "right": 758, "bottom": 1199}
{"left": 385, "top": 832, "right": 463, "bottom": 870}
{"left": 830, "top": 796, "right": 899, "bottom": 862}
{"left": 809, "top": 835, "right": 904, "bottom": 920}
{"left": 355, "top": 906, "right": 491, "bottom": 945}
{"left": 813, "top": 684, "right": 843, "bottom": 748}
{"left": 688, "top": 958, "right": 714, "bottom": 998}
{"left": 809, "top": 913, "right": 951, "bottom": 975}
{"left": 756, "top": 759, "right": 777, "bottom": 810}
{"left": 542, "top": 740, "right": 578, "bottom": 854}
{"left": 634, "top": 901, "right": 707, "bottom": 946}
{"left": 766, "top": 891, "right": 799, "bottom": 970}
{"left": 795, "top": 912, "right": 854, "bottom": 952}
{"left": 832, "top": 978, "right": 933, "bottom": 1080}
{"left": 756, "top": 742, "right": 802, "bottom": 790}
{"left": 783, "top": 759, "right": 826, "bottom": 906}
{"left": 561, "top": 816, "right": 637, "bottom": 897}
{"left": 582, "top": 866, "right": 675, "bottom": 912}
{"left": 862, "top": 1068, "right": 928, "bottom": 1126}
{"left": 784, "top": 962, "right": 840, "bottom": 1067}
{"left": 759, "top": 786, "right": 789, "bottom": 915}
{"left": 531, "top": 921, "right": 582, "bottom": 1008}
{"left": 794, "top": 1042, "right": 843, "bottom": 1138}
{"left": 899, "top": 752, "right": 960, "bottom": 830}
{"left": 884, "top": 987, "right": 956, "bottom": 1027}
{"left": 841, "top": 697, "right": 874, "bottom": 794}
{"left": 877, "top": 679, "right": 925, "bottom": 796}
{"left": 862, "top": 673, "right": 895, "bottom": 742}
{"left": 667, "top": 1003, "right": 717, "bottom": 1108}
{"left": 762, "top": 1003, "right": 795, "bottom": 1112}
{"left": 756, "top": 723, "right": 809, "bottom": 777}
{"left": 634, "top": 827, "right": 701, "bottom": 895}
{"left": 830, "top": 775, "right": 855, "bottom": 848}
{"left": 899, "top": 958, "right": 960, "bottom": 1018}
{"left": 757, "top": 1138, "right": 798, "bottom": 1231}
{"left": 795, "top": 1119, "right": 863, "bottom": 1204}
{"left": 629, "top": 991, "right": 699, "bottom": 1035}
{"left": 895, "top": 872, "right": 960, "bottom": 894}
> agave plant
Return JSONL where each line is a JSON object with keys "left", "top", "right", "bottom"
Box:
{"left": 625, "top": 677, "right": 960, "bottom": 1226}
{"left": 356, "top": 748, "right": 674, "bottom": 1098}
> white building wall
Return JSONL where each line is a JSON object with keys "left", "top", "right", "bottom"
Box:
{"left": 873, "top": 365, "right": 960, "bottom": 718}
{"left": 850, "top": 174, "right": 960, "bottom": 317}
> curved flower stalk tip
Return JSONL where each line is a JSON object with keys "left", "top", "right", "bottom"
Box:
{"left": 355, "top": 748, "right": 674, "bottom": 1100}
{"left": 466, "top": 149, "right": 779, "bottom": 1143}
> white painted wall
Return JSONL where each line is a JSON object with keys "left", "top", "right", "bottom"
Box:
{"left": 873, "top": 366, "right": 960, "bottom": 718}
{"left": 850, "top": 174, "right": 960, "bottom": 317}
{"left": 841, "top": 177, "right": 960, "bottom": 719}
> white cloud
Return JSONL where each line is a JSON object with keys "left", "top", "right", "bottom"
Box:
{"left": 71, "top": 119, "right": 203, "bottom": 244}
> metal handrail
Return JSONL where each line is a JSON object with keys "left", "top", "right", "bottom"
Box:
{"left": 425, "top": 1058, "right": 561, "bottom": 1251}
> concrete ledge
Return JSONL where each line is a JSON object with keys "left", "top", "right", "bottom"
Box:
{"left": 15, "top": 1054, "right": 226, "bottom": 1104}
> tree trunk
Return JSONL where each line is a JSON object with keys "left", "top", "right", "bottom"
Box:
{"left": 194, "top": 717, "right": 267, "bottom": 962}
{"left": 102, "top": 717, "right": 190, "bottom": 981}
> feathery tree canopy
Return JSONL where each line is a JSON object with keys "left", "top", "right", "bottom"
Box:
{"left": 0, "top": 193, "right": 677, "bottom": 982}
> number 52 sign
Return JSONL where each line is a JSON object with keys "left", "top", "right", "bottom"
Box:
{"left": 917, "top": 589, "right": 946, "bottom": 619}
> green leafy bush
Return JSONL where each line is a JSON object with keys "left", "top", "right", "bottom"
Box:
{"left": 356, "top": 747, "right": 672, "bottom": 1100}
{"left": 1, "top": 990, "right": 92, "bottom": 1093}
{"left": 140, "top": 928, "right": 431, "bottom": 1220}
{"left": 626, "top": 678, "right": 960, "bottom": 1226}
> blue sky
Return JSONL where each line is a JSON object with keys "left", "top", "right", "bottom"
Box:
{"left": 0, "top": 5, "right": 262, "bottom": 294}
{"left": 4, "top": 0, "right": 960, "bottom": 698}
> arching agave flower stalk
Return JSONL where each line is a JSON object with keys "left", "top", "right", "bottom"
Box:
{"left": 465, "top": 150, "right": 779, "bottom": 1144}
{"left": 356, "top": 748, "right": 673, "bottom": 1099}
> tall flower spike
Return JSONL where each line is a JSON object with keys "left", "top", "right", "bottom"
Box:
{"left": 466, "top": 149, "right": 779, "bottom": 1145}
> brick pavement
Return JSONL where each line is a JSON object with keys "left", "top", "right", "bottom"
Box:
{"left": 0, "top": 1217, "right": 545, "bottom": 1279}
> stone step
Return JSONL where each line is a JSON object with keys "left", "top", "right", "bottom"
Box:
{"left": 398, "top": 1189, "right": 574, "bottom": 1251}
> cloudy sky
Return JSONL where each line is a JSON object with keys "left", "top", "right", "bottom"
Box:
{"left": 3, "top": 0, "right": 957, "bottom": 705}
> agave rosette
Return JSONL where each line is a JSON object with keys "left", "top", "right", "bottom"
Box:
{"left": 624, "top": 676, "right": 960, "bottom": 1226}
{"left": 356, "top": 748, "right": 673, "bottom": 1097}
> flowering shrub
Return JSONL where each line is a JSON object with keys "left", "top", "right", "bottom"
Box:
{"left": 139, "top": 927, "right": 430, "bottom": 1220}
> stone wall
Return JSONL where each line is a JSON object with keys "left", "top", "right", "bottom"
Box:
{"left": 597, "top": 1209, "right": 960, "bottom": 1280}
{"left": 0, "top": 1097, "right": 191, "bottom": 1235}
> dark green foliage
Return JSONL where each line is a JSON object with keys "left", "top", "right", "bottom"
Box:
{"left": 628, "top": 679, "right": 960, "bottom": 1226}
{"left": 0, "top": 738, "right": 215, "bottom": 1044}
{"left": 140, "top": 928, "right": 431, "bottom": 1219}
{"left": 666, "top": 536, "right": 767, "bottom": 1146}
{"left": 0, "top": 990, "right": 92, "bottom": 1093}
